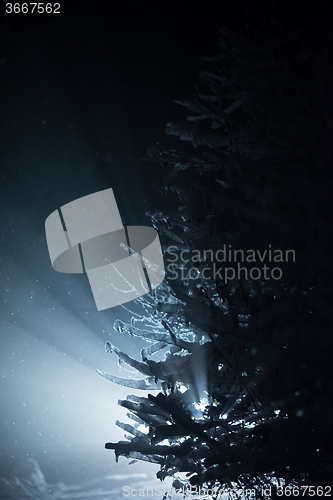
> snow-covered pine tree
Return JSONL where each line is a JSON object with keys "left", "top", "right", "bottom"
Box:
{"left": 99, "top": 2, "right": 333, "bottom": 494}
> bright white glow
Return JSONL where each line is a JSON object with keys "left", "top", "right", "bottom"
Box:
{"left": 177, "top": 384, "right": 188, "bottom": 394}
{"left": 193, "top": 397, "right": 209, "bottom": 413}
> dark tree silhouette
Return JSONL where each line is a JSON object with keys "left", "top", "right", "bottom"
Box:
{"left": 99, "top": 3, "right": 333, "bottom": 496}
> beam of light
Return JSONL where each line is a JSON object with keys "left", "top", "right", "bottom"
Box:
{"left": 0, "top": 229, "right": 164, "bottom": 484}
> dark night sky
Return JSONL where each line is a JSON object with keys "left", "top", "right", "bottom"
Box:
{"left": 0, "top": 0, "right": 226, "bottom": 494}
